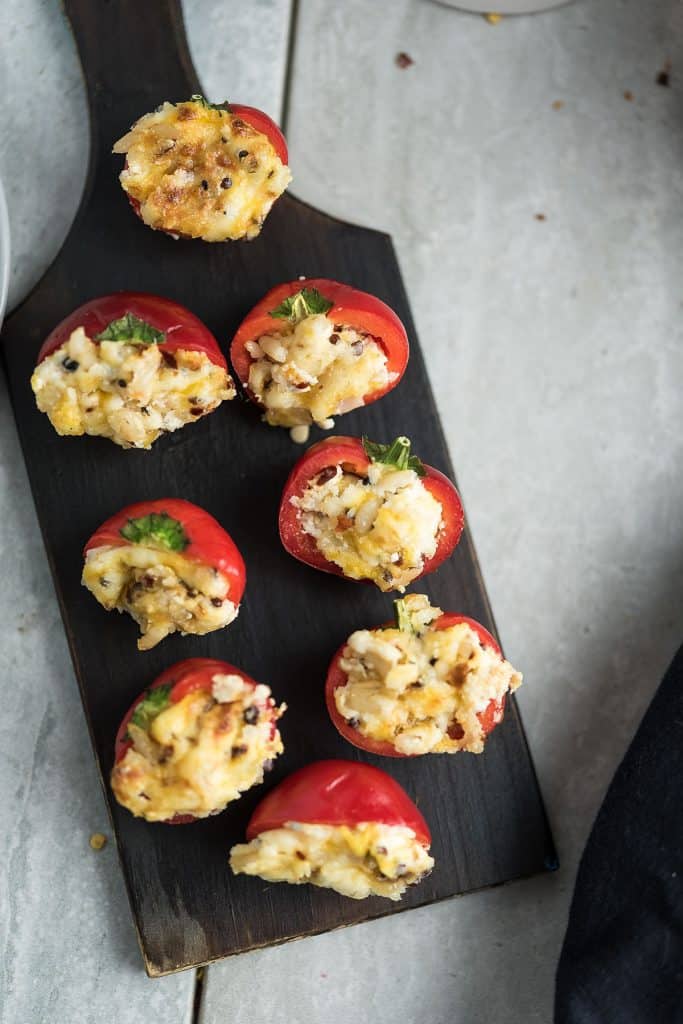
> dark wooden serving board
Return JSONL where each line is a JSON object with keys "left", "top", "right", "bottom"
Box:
{"left": 1, "top": 0, "right": 556, "bottom": 977}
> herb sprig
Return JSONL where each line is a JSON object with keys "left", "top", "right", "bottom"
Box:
{"left": 120, "top": 512, "right": 189, "bottom": 552}
{"left": 270, "top": 288, "right": 333, "bottom": 324}
{"left": 362, "top": 436, "right": 425, "bottom": 476}
{"left": 95, "top": 313, "right": 165, "bottom": 346}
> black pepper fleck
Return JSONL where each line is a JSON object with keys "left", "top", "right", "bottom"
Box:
{"left": 220, "top": 176, "right": 232, "bottom": 189}
{"left": 118, "top": 379, "right": 127, "bottom": 388}
{"left": 238, "top": 150, "right": 249, "bottom": 160}
{"left": 61, "top": 357, "right": 79, "bottom": 372}
{"left": 329, "top": 333, "right": 340, "bottom": 345}
{"left": 211, "top": 597, "right": 223, "bottom": 607}
{"left": 231, "top": 744, "right": 248, "bottom": 758}
{"left": 200, "top": 179, "right": 209, "bottom": 190}
{"left": 243, "top": 705, "right": 260, "bottom": 725}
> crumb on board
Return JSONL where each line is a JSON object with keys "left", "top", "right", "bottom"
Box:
{"left": 623, "top": 90, "right": 634, "bottom": 102}
{"left": 552, "top": 100, "right": 564, "bottom": 111}
{"left": 657, "top": 59, "right": 672, "bottom": 87}
{"left": 395, "top": 52, "right": 414, "bottom": 69}
{"left": 535, "top": 213, "right": 547, "bottom": 222}
{"left": 484, "top": 12, "right": 502, "bottom": 24}
{"left": 89, "top": 832, "right": 107, "bottom": 851}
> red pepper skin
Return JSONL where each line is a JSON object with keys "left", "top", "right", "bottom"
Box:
{"left": 114, "top": 658, "right": 263, "bottom": 825}
{"left": 36, "top": 292, "right": 226, "bottom": 369}
{"left": 278, "top": 436, "right": 464, "bottom": 582}
{"left": 230, "top": 104, "right": 288, "bottom": 165}
{"left": 325, "top": 613, "right": 505, "bottom": 757}
{"left": 246, "top": 759, "right": 431, "bottom": 846}
{"left": 229, "top": 278, "right": 409, "bottom": 409}
{"left": 84, "top": 497, "right": 246, "bottom": 603}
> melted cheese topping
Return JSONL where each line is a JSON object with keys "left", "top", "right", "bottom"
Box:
{"left": 291, "top": 463, "right": 442, "bottom": 591}
{"left": 335, "top": 595, "right": 522, "bottom": 754}
{"left": 113, "top": 100, "right": 292, "bottom": 241}
{"left": 247, "top": 314, "right": 392, "bottom": 429}
{"left": 82, "top": 544, "right": 238, "bottom": 650}
{"left": 112, "top": 673, "right": 284, "bottom": 821}
{"left": 230, "top": 821, "right": 433, "bottom": 900}
{"left": 31, "top": 327, "right": 234, "bottom": 449}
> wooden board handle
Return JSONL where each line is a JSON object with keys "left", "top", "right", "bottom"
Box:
{"left": 64, "top": 0, "right": 201, "bottom": 166}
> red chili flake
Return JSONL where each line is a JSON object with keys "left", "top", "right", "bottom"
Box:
{"left": 395, "top": 52, "right": 414, "bottom": 69}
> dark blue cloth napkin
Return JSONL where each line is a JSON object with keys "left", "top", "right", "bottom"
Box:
{"left": 555, "top": 643, "right": 683, "bottom": 1023}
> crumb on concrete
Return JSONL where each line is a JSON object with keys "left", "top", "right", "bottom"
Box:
{"left": 657, "top": 59, "right": 672, "bottom": 87}
{"left": 623, "top": 90, "right": 634, "bottom": 101}
{"left": 89, "top": 832, "right": 107, "bottom": 851}
{"left": 552, "top": 100, "right": 564, "bottom": 111}
{"left": 535, "top": 213, "right": 547, "bottom": 222}
{"left": 395, "top": 52, "right": 414, "bottom": 69}
{"left": 484, "top": 12, "right": 502, "bottom": 24}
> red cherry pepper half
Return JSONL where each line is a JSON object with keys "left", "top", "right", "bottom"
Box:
{"left": 114, "top": 658, "right": 269, "bottom": 825}
{"left": 84, "top": 497, "right": 246, "bottom": 604}
{"left": 326, "top": 611, "right": 505, "bottom": 758}
{"left": 230, "top": 278, "right": 409, "bottom": 410}
{"left": 36, "top": 292, "right": 226, "bottom": 370}
{"left": 246, "top": 759, "right": 431, "bottom": 846}
{"left": 278, "top": 435, "right": 464, "bottom": 583}
{"left": 125, "top": 101, "right": 288, "bottom": 226}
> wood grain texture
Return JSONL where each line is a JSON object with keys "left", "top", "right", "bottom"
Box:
{"left": 1, "top": 0, "right": 554, "bottom": 977}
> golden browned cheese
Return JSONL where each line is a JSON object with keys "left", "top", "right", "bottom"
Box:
{"left": 112, "top": 676, "right": 285, "bottom": 822}
{"left": 230, "top": 821, "right": 433, "bottom": 900}
{"left": 31, "top": 328, "right": 234, "bottom": 449}
{"left": 113, "top": 100, "right": 292, "bottom": 241}
{"left": 335, "top": 594, "right": 522, "bottom": 755}
{"left": 82, "top": 544, "right": 238, "bottom": 650}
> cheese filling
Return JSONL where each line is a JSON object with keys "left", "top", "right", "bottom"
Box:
{"left": 230, "top": 821, "right": 433, "bottom": 900}
{"left": 291, "top": 463, "right": 443, "bottom": 591}
{"left": 113, "top": 99, "right": 292, "bottom": 241}
{"left": 335, "top": 595, "right": 522, "bottom": 755}
{"left": 112, "top": 673, "right": 285, "bottom": 822}
{"left": 82, "top": 544, "right": 238, "bottom": 650}
{"left": 246, "top": 314, "right": 392, "bottom": 430}
{"left": 31, "top": 327, "right": 234, "bottom": 449}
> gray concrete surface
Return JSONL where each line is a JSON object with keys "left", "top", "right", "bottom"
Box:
{"left": 1, "top": 1, "right": 682, "bottom": 1022}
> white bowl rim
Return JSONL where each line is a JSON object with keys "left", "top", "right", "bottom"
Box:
{"left": 432, "top": 0, "right": 573, "bottom": 13}
{"left": 0, "top": 176, "right": 10, "bottom": 329}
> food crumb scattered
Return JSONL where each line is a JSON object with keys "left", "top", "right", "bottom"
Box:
{"left": 534, "top": 213, "right": 547, "bottom": 222}
{"left": 484, "top": 12, "right": 502, "bottom": 24}
{"left": 623, "top": 90, "right": 634, "bottom": 102}
{"left": 552, "top": 100, "right": 564, "bottom": 111}
{"left": 395, "top": 52, "right": 414, "bottom": 69}
{"left": 89, "top": 832, "right": 107, "bottom": 851}
{"left": 656, "top": 59, "right": 672, "bottom": 87}
{"left": 196, "top": 967, "right": 204, "bottom": 981}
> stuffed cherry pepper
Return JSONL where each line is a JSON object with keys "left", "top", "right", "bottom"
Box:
{"left": 230, "top": 280, "right": 409, "bottom": 442}
{"left": 113, "top": 95, "right": 291, "bottom": 241}
{"left": 326, "top": 594, "right": 522, "bottom": 757}
{"left": 230, "top": 760, "right": 433, "bottom": 900}
{"left": 30, "top": 292, "right": 234, "bottom": 449}
{"left": 279, "top": 435, "right": 464, "bottom": 592}
{"left": 82, "top": 498, "right": 245, "bottom": 650}
{"left": 112, "top": 659, "right": 285, "bottom": 823}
